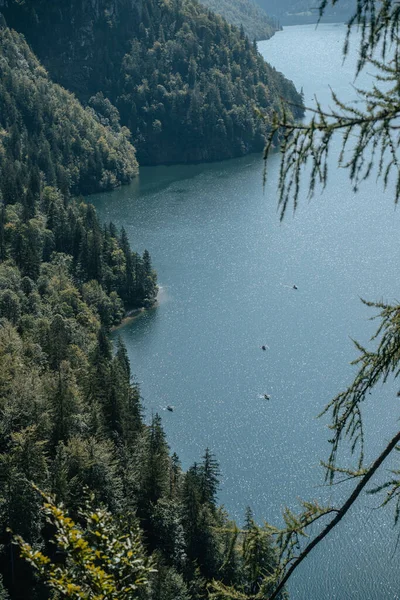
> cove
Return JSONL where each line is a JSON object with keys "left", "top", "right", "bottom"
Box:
{"left": 92, "top": 24, "right": 400, "bottom": 599}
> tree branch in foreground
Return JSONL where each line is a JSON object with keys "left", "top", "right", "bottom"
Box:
{"left": 267, "top": 428, "right": 400, "bottom": 600}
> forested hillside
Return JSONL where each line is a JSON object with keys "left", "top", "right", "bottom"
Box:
{"left": 0, "top": 0, "right": 304, "bottom": 165}
{"left": 0, "top": 18, "right": 137, "bottom": 196}
{"left": 198, "top": 0, "right": 279, "bottom": 42}
{"left": 0, "top": 19, "right": 155, "bottom": 317}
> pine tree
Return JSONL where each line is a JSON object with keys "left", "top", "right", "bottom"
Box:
{"left": 0, "top": 204, "right": 6, "bottom": 261}
{"left": 242, "top": 522, "right": 277, "bottom": 597}
{"left": 82, "top": 326, "right": 112, "bottom": 437}
{"left": 120, "top": 227, "right": 137, "bottom": 307}
{"left": 49, "top": 362, "right": 81, "bottom": 447}
{"left": 199, "top": 448, "right": 220, "bottom": 507}
{"left": 48, "top": 314, "right": 70, "bottom": 370}
{"left": 22, "top": 167, "right": 40, "bottom": 221}
{"left": 144, "top": 414, "right": 170, "bottom": 506}
{"left": 0, "top": 427, "right": 48, "bottom": 597}
{"left": 169, "top": 452, "right": 182, "bottom": 499}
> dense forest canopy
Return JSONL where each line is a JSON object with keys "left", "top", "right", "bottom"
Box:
{"left": 0, "top": 17, "right": 158, "bottom": 319}
{"left": 198, "top": 0, "right": 279, "bottom": 42}
{"left": 0, "top": 0, "right": 304, "bottom": 165}
{"left": 0, "top": 18, "right": 138, "bottom": 197}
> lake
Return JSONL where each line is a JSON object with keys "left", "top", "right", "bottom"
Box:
{"left": 93, "top": 24, "right": 400, "bottom": 599}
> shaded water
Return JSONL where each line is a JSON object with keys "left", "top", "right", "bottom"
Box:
{"left": 93, "top": 24, "right": 400, "bottom": 599}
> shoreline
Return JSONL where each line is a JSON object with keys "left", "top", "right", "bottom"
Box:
{"left": 111, "top": 306, "right": 150, "bottom": 331}
{"left": 111, "top": 285, "right": 164, "bottom": 332}
{"left": 279, "top": 15, "right": 352, "bottom": 26}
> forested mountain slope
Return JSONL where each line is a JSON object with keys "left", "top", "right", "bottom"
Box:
{"left": 198, "top": 0, "right": 279, "bottom": 41}
{"left": 0, "top": 0, "right": 304, "bottom": 165}
{"left": 0, "top": 18, "right": 137, "bottom": 197}
{"left": 0, "top": 19, "right": 156, "bottom": 317}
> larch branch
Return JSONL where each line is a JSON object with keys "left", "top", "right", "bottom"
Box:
{"left": 268, "top": 428, "right": 400, "bottom": 600}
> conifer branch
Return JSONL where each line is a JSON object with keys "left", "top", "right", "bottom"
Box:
{"left": 321, "top": 300, "right": 400, "bottom": 480}
{"left": 267, "top": 428, "right": 400, "bottom": 600}
{"left": 261, "top": 0, "right": 400, "bottom": 219}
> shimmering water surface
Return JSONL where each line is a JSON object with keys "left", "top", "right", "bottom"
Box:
{"left": 93, "top": 24, "right": 400, "bottom": 599}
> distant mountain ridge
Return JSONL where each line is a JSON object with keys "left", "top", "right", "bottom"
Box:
{"left": 198, "top": 0, "right": 280, "bottom": 41}
{"left": 254, "top": 0, "right": 356, "bottom": 25}
{"left": 0, "top": 0, "right": 304, "bottom": 166}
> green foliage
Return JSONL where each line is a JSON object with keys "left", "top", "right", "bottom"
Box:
{"left": 0, "top": 23, "right": 138, "bottom": 197}
{"left": 0, "top": 183, "right": 158, "bottom": 312}
{"left": 0, "top": 576, "right": 9, "bottom": 600}
{"left": 209, "top": 512, "right": 284, "bottom": 600}
{"left": 320, "top": 299, "right": 400, "bottom": 477}
{"left": 0, "top": 35, "right": 157, "bottom": 590}
{"left": 199, "top": 448, "right": 221, "bottom": 506}
{"left": 150, "top": 561, "right": 191, "bottom": 600}
{"left": 14, "top": 488, "right": 155, "bottom": 599}
{"left": 0, "top": 4, "right": 294, "bottom": 599}
{"left": 263, "top": 1, "right": 400, "bottom": 218}
{"left": 0, "top": 0, "right": 304, "bottom": 165}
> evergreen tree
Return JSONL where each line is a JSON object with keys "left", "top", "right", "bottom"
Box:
{"left": 48, "top": 314, "right": 70, "bottom": 370}
{"left": 181, "top": 461, "right": 222, "bottom": 579}
{"left": 199, "top": 448, "right": 220, "bottom": 507}
{"left": 242, "top": 521, "right": 278, "bottom": 596}
{"left": 142, "top": 414, "right": 170, "bottom": 506}
{"left": 86, "top": 327, "right": 113, "bottom": 430}
{"left": 0, "top": 204, "right": 6, "bottom": 261}
{"left": 119, "top": 227, "right": 137, "bottom": 307}
{"left": 48, "top": 362, "right": 82, "bottom": 447}
{"left": 0, "top": 428, "right": 47, "bottom": 598}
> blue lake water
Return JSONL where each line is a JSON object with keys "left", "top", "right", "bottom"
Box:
{"left": 93, "top": 24, "right": 400, "bottom": 599}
